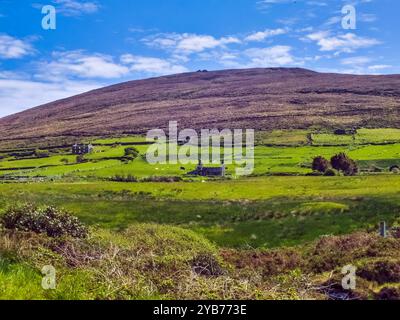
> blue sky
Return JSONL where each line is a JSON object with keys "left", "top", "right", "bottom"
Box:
{"left": 0, "top": 0, "right": 398, "bottom": 117}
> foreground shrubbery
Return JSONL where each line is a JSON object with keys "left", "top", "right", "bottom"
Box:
{"left": 0, "top": 204, "right": 399, "bottom": 300}
{"left": 0, "top": 222, "right": 234, "bottom": 300}
{"left": 222, "top": 232, "right": 400, "bottom": 300}
{"left": 0, "top": 227, "right": 399, "bottom": 300}
{"left": 0, "top": 204, "right": 88, "bottom": 238}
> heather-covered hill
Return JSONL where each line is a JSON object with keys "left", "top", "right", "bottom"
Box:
{"left": 1, "top": 68, "right": 400, "bottom": 140}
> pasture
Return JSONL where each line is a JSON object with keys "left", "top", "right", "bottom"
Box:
{"left": 1, "top": 129, "right": 400, "bottom": 179}
{"left": 0, "top": 127, "right": 399, "bottom": 248}
{"left": 1, "top": 128, "right": 400, "bottom": 300}
{"left": 0, "top": 175, "right": 399, "bottom": 248}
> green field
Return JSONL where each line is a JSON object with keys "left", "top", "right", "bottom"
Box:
{"left": 0, "top": 176, "right": 399, "bottom": 248}
{"left": 1, "top": 129, "right": 400, "bottom": 179}
{"left": 1, "top": 128, "right": 400, "bottom": 300}
{"left": 1, "top": 128, "right": 400, "bottom": 247}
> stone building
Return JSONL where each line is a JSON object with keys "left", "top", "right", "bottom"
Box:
{"left": 188, "top": 160, "right": 226, "bottom": 177}
{"left": 72, "top": 144, "right": 93, "bottom": 155}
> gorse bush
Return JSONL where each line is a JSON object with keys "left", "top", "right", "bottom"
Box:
{"left": 0, "top": 204, "right": 88, "bottom": 238}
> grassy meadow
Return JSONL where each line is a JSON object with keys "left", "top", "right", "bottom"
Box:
{"left": 2, "top": 129, "right": 400, "bottom": 178}
{"left": 1, "top": 128, "right": 400, "bottom": 300}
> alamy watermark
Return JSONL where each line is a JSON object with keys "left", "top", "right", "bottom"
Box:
{"left": 42, "top": 5, "right": 56, "bottom": 30}
{"left": 342, "top": 5, "right": 357, "bottom": 30}
{"left": 41, "top": 265, "right": 56, "bottom": 290}
{"left": 146, "top": 121, "right": 255, "bottom": 176}
{"left": 341, "top": 265, "right": 357, "bottom": 290}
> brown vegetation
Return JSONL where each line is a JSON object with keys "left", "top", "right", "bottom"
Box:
{"left": 1, "top": 68, "right": 400, "bottom": 141}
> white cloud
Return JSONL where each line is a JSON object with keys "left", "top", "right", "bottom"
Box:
{"left": 244, "top": 45, "right": 300, "bottom": 67}
{"left": 35, "top": 50, "right": 189, "bottom": 82}
{"left": 257, "top": 0, "right": 293, "bottom": 10}
{"left": 341, "top": 56, "right": 372, "bottom": 65}
{"left": 143, "top": 33, "right": 241, "bottom": 54}
{"left": 0, "top": 78, "right": 101, "bottom": 117}
{"left": 245, "top": 28, "right": 288, "bottom": 42}
{"left": 39, "top": 51, "right": 130, "bottom": 80}
{"left": 359, "top": 13, "right": 377, "bottom": 23}
{"left": 52, "top": 0, "right": 99, "bottom": 16}
{"left": 0, "top": 34, "right": 34, "bottom": 59}
{"left": 305, "top": 31, "right": 380, "bottom": 53}
{"left": 258, "top": 0, "right": 289, "bottom": 2}
{"left": 324, "top": 16, "right": 342, "bottom": 26}
{"left": 0, "top": 49, "right": 189, "bottom": 117}
{"left": 368, "top": 64, "right": 392, "bottom": 71}
{"left": 257, "top": 0, "right": 323, "bottom": 11}
{"left": 306, "top": 1, "right": 327, "bottom": 6}
{"left": 179, "top": 35, "right": 240, "bottom": 53}
{"left": 120, "top": 54, "right": 188, "bottom": 75}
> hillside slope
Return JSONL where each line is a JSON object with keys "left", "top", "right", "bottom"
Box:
{"left": 1, "top": 68, "right": 400, "bottom": 140}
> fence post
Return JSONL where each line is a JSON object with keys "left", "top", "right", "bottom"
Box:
{"left": 379, "top": 221, "right": 387, "bottom": 238}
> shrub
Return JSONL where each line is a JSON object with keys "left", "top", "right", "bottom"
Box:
{"left": 312, "top": 156, "right": 330, "bottom": 173}
{"left": 122, "top": 148, "right": 140, "bottom": 163}
{"left": 111, "top": 174, "right": 138, "bottom": 182}
{"left": 306, "top": 172, "right": 324, "bottom": 176}
{"left": 375, "top": 287, "right": 400, "bottom": 300}
{"left": 76, "top": 155, "right": 86, "bottom": 163}
{"left": 141, "top": 176, "right": 183, "bottom": 183}
{"left": 34, "top": 149, "right": 50, "bottom": 158}
{"left": 371, "top": 166, "right": 383, "bottom": 173}
{"left": 357, "top": 260, "right": 400, "bottom": 284}
{"left": 324, "top": 169, "right": 337, "bottom": 176}
{"left": 306, "top": 232, "right": 378, "bottom": 273}
{"left": 0, "top": 204, "right": 88, "bottom": 238}
{"left": 331, "top": 153, "right": 358, "bottom": 176}
{"left": 124, "top": 147, "right": 139, "bottom": 158}
{"left": 390, "top": 165, "right": 400, "bottom": 174}
{"left": 191, "top": 253, "right": 225, "bottom": 277}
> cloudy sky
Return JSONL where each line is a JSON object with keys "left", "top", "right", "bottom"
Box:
{"left": 0, "top": 0, "right": 398, "bottom": 117}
